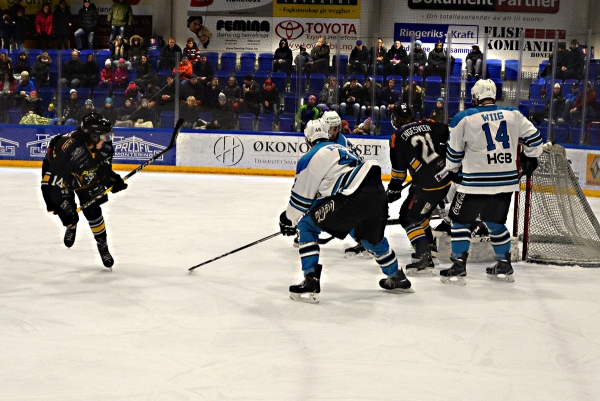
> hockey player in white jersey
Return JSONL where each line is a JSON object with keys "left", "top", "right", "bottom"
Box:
{"left": 279, "top": 117, "right": 413, "bottom": 303}
{"left": 440, "top": 79, "right": 542, "bottom": 284}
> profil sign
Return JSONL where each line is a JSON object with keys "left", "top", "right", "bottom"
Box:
{"left": 408, "top": 0, "right": 559, "bottom": 13}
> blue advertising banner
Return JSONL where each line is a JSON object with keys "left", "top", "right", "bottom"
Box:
{"left": 0, "top": 125, "right": 177, "bottom": 166}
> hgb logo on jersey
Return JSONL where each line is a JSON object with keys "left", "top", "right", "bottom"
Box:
{"left": 112, "top": 136, "right": 166, "bottom": 160}
{"left": 0, "top": 137, "right": 19, "bottom": 157}
{"left": 314, "top": 200, "right": 335, "bottom": 223}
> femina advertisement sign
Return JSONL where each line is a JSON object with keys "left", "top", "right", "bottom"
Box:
{"left": 408, "top": 0, "right": 559, "bottom": 13}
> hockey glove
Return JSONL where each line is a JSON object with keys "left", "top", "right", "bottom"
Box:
{"left": 279, "top": 212, "right": 296, "bottom": 236}
{"left": 56, "top": 199, "right": 79, "bottom": 227}
{"left": 386, "top": 188, "right": 403, "bottom": 204}
{"left": 110, "top": 175, "right": 128, "bottom": 193}
{"left": 447, "top": 170, "right": 463, "bottom": 184}
{"left": 520, "top": 152, "right": 539, "bottom": 177}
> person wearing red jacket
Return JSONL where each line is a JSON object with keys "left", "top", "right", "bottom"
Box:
{"left": 99, "top": 59, "right": 115, "bottom": 92}
{"left": 174, "top": 55, "right": 193, "bottom": 83}
{"left": 114, "top": 58, "right": 128, "bottom": 88}
{"left": 35, "top": 3, "right": 53, "bottom": 50}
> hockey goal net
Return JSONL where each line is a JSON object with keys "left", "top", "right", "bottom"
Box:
{"left": 515, "top": 144, "right": 600, "bottom": 267}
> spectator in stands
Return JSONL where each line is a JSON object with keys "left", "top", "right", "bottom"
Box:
{"left": 541, "top": 42, "right": 568, "bottom": 80}
{"left": 133, "top": 97, "right": 155, "bottom": 127}
{"left": 100, "top": 97, "right": 118, "bottom": 125}
{"left": 125, "top": 81, "right": 140, "bottom": 105}
{"left": 44, "top": 103, "right": 57, "bottom": 120}
{"left": 465, "top": 44, "right": 483, "bottom": 80}
{"left": 31, "top": 52, "right": 52, "bottom": 88}
{"left": 0, "top": 52, "right": 12, "bottom": 76}
{"left": 240, "top": 74, "right": 260, "bottom": 114}
{"left": 13, "top": 52, "right": 30, "bottom": 75}
{"left": 379, "top": 77, "right": 400, "bottom": 117}
{"left": 158, "top": 38, "right": 181, "bottom": 71}
{"left": 22, "top": 90, "right": 43, "bottom": 116}
{"left": 203, "top": 75, "right": 222, "bottom": 110}
{"left": 371, "top": 38, "right": 387, "bottom": 76}
{"left": 114, "top": 58, "right": 128, "bottom": 88}
{"left": 348, "top": 40, "right": 370, "bottom": 77}
{"left": 340, "top": 77, "right": 363, "bottom": 123}
{"left": 223, "top": 76, "right": 241, "bottom": 112}
{"left": 192, "top": 53, "right": 214, "bottom": 85}
{"left": 361, "top": 78, "right": 380, "bottom": 125}
{"left": 0, "top": 13, "right": 12, "bottom": 51}
{"left": 402, "top": 81, "right": 424, "bottom": 119}
{"left": 294, "top": 45, "right": 313, "bottom": 74}
{"left": 81, "top": 53, "right": 99, "bottom": 90}
{"left": 424, "top": 40, "right": 453, "bottom": 82}
{"left": 430, "top": 97, "right": 445, "bottom": 123}
{"left": 99, "top": 59, "right": 115, "bottom": 92}
{"left": 352, "top": 117, "right": 372, "bottom": 135}
{"left": 107, "top": 0, "right": 133, "bottom": 43}
{"left": 62, "top": 50, "right": 83, "bottom": 88}
{"left": 560, "top": 81, "right": 580, "bottom": 122}
{"left": 142, "top": 81, "right": 160, "bottom": 109}
{"left": 12, "top": 9, "right": 27, "bottom": 50}
{"left": 111, "top": 36, "right": 130, "bottom": 68}
{"left": 260, "top": 79, "right": 279, "bottom": 116}
{"left": 532, "top": 83, "right": 564, "bottom": 125}
{"left": 340, "top": 119, "right": 351, "bottom": 135}
{"left": 135, "top": 55, "right": 156, "bottom": 89}
{"left": 317, "top": 75, "right": 339, "bottom": 114}
{"left": 408, "top": 40, "right": 427, "bottom": 76}
{"left": 563, "top": 39, "right": 584, "bottom": 81}
{"left": 186, "top": 15, "right": 212, "bottom": 49}
{"left": 62, "top": 89, "right": 81, "bottom": 125}
{"left": 206, "top": 92, "right": 234, "bottom": 130}
{"left": 180, "top": 74, "right": 203, "bottom": 106}
{"left": 129, "top": 35, "right": 147, "bottom": 69}
{"left": 295, "top": 94, "right": 319, "bottom": 130}
{"left": 156, "top": 74, "right": 176, "bottom": 113}
{"left": 183, "top": 37, "right": 200, "bottom": 64}
{"left": 384, "top": 40, "right": 408, "bottom": 78}
{"left": 17, "top": 71, "right": 35, "bottom": 95}
{"left": 53, "top": 0, "right": 72, "bottom": 50}
{"left": 114, "top": 97, "right": 136, "bottom": 126}
{"left": 563, "top": 81, "right": 598, "bottom": 125}
{"left": 180, "top": 95, "right": 200, "bottom": 128}
{"left": 0, "top": 72, "right": 17, "bottom": 119}
{"left": 74, "top": 0, "right": 98, "bottom": 50}
{"left": 35, "top": 3, "right": 53, "bottom": 51}
{"left": 310, "top": 37, "right": 330, "bottom": 73}
{"left": 8, "top": 0, "right": 25, "bottom": 21}
{"left": 175, "top": 55, "right": 193, "bottom": 83}
{"left": 273, "top": 38, "right": 293, "bottom": 74}
{"left": 75, "top": 99, "right": 95, "bottom": 123}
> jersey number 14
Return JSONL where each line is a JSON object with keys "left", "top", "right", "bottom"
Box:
{"left": 482, "top": 121, "right": 510, "bottom": 151}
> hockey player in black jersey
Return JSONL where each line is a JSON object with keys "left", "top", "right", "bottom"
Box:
{"left": 387, "top": 103, "right": 452, "bottom": 275}
{"left": 41, "top": 112, "right": 128, "bottom": 270}
{"left": 279, "top": 117, "right": 413, "bottom": 303}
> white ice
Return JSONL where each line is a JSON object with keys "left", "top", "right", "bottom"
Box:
{"left": 2, "top": 167, "right": 600, "bottom": 401}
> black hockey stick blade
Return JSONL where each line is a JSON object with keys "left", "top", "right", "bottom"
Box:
{"left": 189, "top": 232, "right": 282, "bottom": 271}
{"left": 317, "top": 235, "right": 335, "bottom": 245}
{"left": 387, "top": 218, "right": 401, "bottom": 226}
{"left": 77, "top": 118, "right": 184, "bottom": 213}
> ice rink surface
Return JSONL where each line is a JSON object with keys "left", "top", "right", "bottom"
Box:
{"left": 2, "top": 167, "right": 600, "bottom": 401}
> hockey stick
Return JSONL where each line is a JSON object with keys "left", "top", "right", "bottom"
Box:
{"left": 188, "top": 232, "right": 282, "bottom": 271}
{"left": 76, "top": 118, "right": 184, "bottom": 213}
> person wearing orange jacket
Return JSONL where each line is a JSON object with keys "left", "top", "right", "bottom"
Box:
{"left": 175, "top": 55, "right": 194, "bottom": 84}
{"left": 35, "top": 3, "right": 53, "bottom": 50}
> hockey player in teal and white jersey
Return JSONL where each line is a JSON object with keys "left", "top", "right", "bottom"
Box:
{"left": 279, "top": 115, "right": 413, "bottom": 303}
{"left": 440, "top": 79, "right": 543, "bottom": 284}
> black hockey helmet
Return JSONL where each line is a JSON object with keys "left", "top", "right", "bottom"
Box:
{"left": 80, "top": 112, "right": 113, "bottom": 144}
{"left": 391, "top": 103, "right": 412, "bottom": 129}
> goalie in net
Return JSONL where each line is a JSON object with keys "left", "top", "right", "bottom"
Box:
{"left": 515, "top": 143, "right": 600, "bottom": 267}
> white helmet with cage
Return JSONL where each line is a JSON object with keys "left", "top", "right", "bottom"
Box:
{"left": 471, "top": 79, "right": 497, "bottom": 103}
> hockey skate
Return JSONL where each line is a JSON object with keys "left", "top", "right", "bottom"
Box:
{"left": 97, "top": 243, "right": 114, "bottom": 270}
{"left": 379, "top": 269, "right": 414, "bottom": 293}
{"left": 344, "top": 243, "right": 373, "bottom": 259}
{"left": 63, "top": 225, "right": 77, "bottom": 248}
{"left": 486, "top": 253, "right": 515, "bottom": 283}
{"left": 410, "top": 240, "right": 439, "bottom": 266}
{"left": 406, "top": 251, "right": 437, "bottom": 276}
{"left": 289, "top": 265, "right": 322, "bottom": 304}
{"left": 440, "top": 254, "right": 468, "bottom": 285}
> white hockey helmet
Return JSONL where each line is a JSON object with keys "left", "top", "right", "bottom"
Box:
{"left": 321, "top": 110, "right": 341, "bottom": 132}
{"left": 471, "top": 79, "right": 497, "bottom": 102}
{"left": 304, "top": 119, "right": 329, "bottom": 145}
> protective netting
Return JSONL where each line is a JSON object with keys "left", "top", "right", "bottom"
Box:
{"left": 517, "top": 144, "right": 600, "bottom": 267}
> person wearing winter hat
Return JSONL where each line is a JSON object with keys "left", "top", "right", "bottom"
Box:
{"left": 430, "top": 97, "right": 445, "bottom": 123}
{"left": 99, "top": 59, "right": 115, "bottom": 91}
{"left": 73, "top": 98, "right": 95, "bottom": 124}
{"left": 273, "top": 38, "right": 293, "bottom": 74}
{"left": 424, "top": 39, "right": 454, "bottom": 83}
{"left": 349, "top": 39, "right": 370, "bottom": 76}
{"left": 260, "top": 78, "right": 280, "bottom": 116}
{"left": 294, "top": 45, "right": 313, "bottom": 74}
{"left": 409, "top": 40, "right": 427, "bottom": 76}
{"left": 205, "top": 91, "right": 234, "bottom": 130}
{"left": 340, "top": 119, "right": 352, "bottom": 134}
{"left": 22, "top": 89, "right": 43, "bottom": 116}
{"left": 114, "top": 57, "right": 129, "bottom": 88}
{"left": 240, "top": 74, "right": 260, "bottom": 114}
{"left": 100, "top": 97, "right": 118, "bottom": 125}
